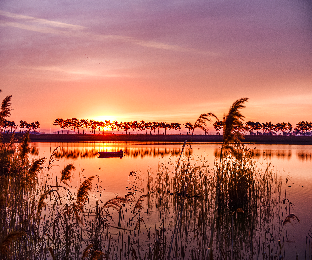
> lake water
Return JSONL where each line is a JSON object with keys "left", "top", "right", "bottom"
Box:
{"left": 33, "top": 141, "right": 312, "bottom": 259}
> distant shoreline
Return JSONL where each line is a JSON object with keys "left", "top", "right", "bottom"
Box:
{"left": 3, "top": 133, "right": 312, "bottom": 145}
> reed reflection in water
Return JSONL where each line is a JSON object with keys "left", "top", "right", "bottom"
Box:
{"left": 215, "top": 147, "right": 312, "bottom": 161}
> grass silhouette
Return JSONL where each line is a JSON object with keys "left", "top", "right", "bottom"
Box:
{"left": 0, "top": 93, "right": 307, "bottom": 259}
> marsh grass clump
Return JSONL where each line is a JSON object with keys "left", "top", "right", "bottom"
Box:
{"left": 0, "top": 93, "right": 105, "bottom": 258}
{"left": 0, "top": 91, "right": 112, "bottom": 259}
{"left": 98, "top": 144, "right": 283, "bottom": 259}
{"left": 0, "top": 132, "right": 48, "bottom": 259}
{"left": 215, "top": 146, "right": 257, "bottom": 213}
{"left": 136, "top": 143, "right": 285, "bottom": 259}
{"left": 0, "top": 131, "right": 100, "bottom": 259}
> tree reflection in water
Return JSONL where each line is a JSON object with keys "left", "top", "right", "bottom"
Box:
{"left": 53, "top": 147, "right": 193, "bottom": 159}
{"left": 53, "top": 145, "right": 312, "bottom": 162}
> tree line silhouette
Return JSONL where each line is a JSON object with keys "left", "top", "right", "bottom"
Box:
{"left": 1, "top": 120, "right": 40, "bottom": 133}
{"left": 51, "top": 117, "right": 312, "bottom": 136}
{"left": 1, "top": 117, "right": 312, "bottom": 136}
{"left": 53, "top": 118, "right": 181, "bottom": 135}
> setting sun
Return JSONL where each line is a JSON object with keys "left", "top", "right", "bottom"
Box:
{"left": 91, "top": 115, "right": 118, "bottom": 123}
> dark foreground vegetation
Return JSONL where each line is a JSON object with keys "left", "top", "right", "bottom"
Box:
{"left": 1, "top": 94, "right": 311, "bottom": 259}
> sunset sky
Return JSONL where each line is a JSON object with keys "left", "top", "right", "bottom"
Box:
{"left": 1, "top": 0, "right": 311, "bottom": 131}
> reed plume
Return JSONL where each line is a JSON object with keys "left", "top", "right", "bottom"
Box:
{"left": 48, "top": 146, "right": 60, "bottom": 170}
{"left": 90, "top": 250, "right": 104, "bottom": 260}
{"left": 283, "top": 213, "right": 300, "bottom": 225}
{"left": 133, "top": 194, "right": 148, "bottom": 213}
{"left": 125, "top": 191, "right": 134, "bottom": 201}
{"left": 223, "top": 97, "right": 248, "bottom": 147}
{"left": 76, "top": 176, "right": 94, "bottom": 211}
{"left": 82, "top": 244, "right": 93, "bottom": 259}
{"left": 28, "top": 158, "right": 45, "bottom": 181}
{"left": 61, "top": 164, "right": 75, "bottom": 185}
{"left": 104, "top": 196, "right": 128, "bottom": 211}
{"left": 0, "top": 93, "right": 12, "bottom": 126}
{"left": 37, "top": 190, "right": 52, "bottom": 218}
{"left": 194, "top": 112, "right": 219, "bottom": 133}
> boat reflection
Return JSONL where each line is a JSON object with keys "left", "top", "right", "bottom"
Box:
{"left": 98, "top": 150, "right": 123, "bottom": 158}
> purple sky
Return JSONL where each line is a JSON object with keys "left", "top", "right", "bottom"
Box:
{"left": 1, "top": 0, "right": 311, "bottom": 130}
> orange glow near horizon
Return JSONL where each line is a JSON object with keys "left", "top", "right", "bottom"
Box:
{"left": 0, "top": 4, "right": 311, "bottom": 130}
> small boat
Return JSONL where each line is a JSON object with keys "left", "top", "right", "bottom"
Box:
{"left": 98, "top": 150, "right": 123, "bottom": 158}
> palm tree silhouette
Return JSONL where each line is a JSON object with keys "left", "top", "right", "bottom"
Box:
{"left": 184, "top": 122, "right": 194, "bottom": 134}
{"left": 295, "top": 121, "right": 310, "bottom": 135}
{"left": 122, "top": 122, "right": 131, "bottom": 134}
{"left": 31, "top": 121, "right": 40, "bottom": 132}
{"left": 244, "top": 121, "right": 255, "bottom": 135}
{"left": 285, "top": 122, "right": 292, "bottom": 135}
{"left": 2, "top": 120, "right": 16, "bottom": 133}
{"left": 213, "top": 120, "right": 223, "bottom": 135}
{"left": 80, "top": 119, "right": 89, "bottom": 134}
{"left": 262, "top": 122, "right": 275, "bottom": 135}
{"left": 159, "top": 122, "right": 170, "bottom": 135}
{"left": 89, "top": 120, "right": 98, "bottom": 134}
{"left": 170, "top": 122, "right": 181, "bottom": 134}
{"left": 53, "top": 118, "right": 64, "bottom": 129}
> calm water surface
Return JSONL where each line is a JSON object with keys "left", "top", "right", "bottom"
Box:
{"left": 34, "top": 142, "right": 312, "bottom": 258}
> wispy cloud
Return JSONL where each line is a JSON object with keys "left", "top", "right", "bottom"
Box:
{"left": 23, "top": 65, "right": 130, "bottom": 80}
{"left": 0, "top": 21, "right": 68, "bottom": 34}
{"left": 0, "top": 10, "right": 217, "bottom": 56}
{"left": 33, "top": 66, "right": 97, "bottom": 76}
{"left": 0, "top": 10, "right": 85, "bottom": 30}
{"left": 130, "top": 38, "right": 217, "bottom": 56}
